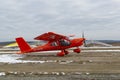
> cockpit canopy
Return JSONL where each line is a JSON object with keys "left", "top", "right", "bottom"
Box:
{"left": 51, "top": 39, "right": 71, "bottom": 46}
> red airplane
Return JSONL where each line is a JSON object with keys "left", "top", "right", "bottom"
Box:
{"left": 15, "top": 32, "right": 85, "bottom": 56}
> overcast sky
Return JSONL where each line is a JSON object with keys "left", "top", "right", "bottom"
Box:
{"left": 0, "top": 0, "right": 120, "bottom": 41}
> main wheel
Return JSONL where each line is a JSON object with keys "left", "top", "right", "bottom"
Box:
{"left": 64, "top": 50, "right": 69, "bottom": 55}
{"left": 57, "top": 51, "right": 65, "bottom": 56}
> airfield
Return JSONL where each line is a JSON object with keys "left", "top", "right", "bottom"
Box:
{"left": 0, "top": 46, "right": 120, "bottom": 80}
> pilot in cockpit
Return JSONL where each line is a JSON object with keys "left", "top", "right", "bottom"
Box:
{"left": 59, "top": 39, "right": 71, "bottom": 46}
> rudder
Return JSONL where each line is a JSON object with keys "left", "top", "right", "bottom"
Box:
{"left": 16, "top": 37, "right": 32, "bottom": 53}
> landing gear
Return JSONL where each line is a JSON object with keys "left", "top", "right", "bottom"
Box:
{"left": 73, "top": 48, "right": 81, "bottom": 53}
{"left": 57, "top": 50, "right": 69, "bottom": 56}
{"left": 64, "top": 50, "right": 69, "bottom": 55}
{"left": 57, "top": 50, "right": 65, "bottom": 56}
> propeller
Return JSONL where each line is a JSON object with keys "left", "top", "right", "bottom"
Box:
{"left": 82, "top": 32, "right": 87, "bottom": 47}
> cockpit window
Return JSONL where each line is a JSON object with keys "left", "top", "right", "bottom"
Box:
{"left": 51, "top": 39, "right": 71, "bottom": 46}
{"left": 51, "top": 42, "right": 58, "bottom": 46}
{"left": 59, "top": 39, "right": 71, "bottom": 46}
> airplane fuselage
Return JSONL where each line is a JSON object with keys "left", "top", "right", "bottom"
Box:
{"left": 31, "top": 38, "right": 84, "bottom": 52}
{"left": 16, "top": 32, "right": 85, "bottom": 56}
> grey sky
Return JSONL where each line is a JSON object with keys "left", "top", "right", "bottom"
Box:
{"left": 0, "top": 0, "right": 120, "bottom": 41}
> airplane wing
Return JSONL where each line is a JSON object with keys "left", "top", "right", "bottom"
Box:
{"left": 34, "top": 32, "right": 68, "bottom": 41}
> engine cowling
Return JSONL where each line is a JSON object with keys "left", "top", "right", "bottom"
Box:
{"left": 73, "top": 48, "right": 81, "bottom": 53}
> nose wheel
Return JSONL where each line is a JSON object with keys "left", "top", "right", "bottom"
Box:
{"left": 73, "top": 48, "right": 81, "bottom": 53}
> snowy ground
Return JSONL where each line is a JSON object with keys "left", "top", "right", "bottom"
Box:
{"left": 0, "top": 54, "right": 52, "bottom": 64}
{"left": 0, "top": 47, "right": 120, "bottom": 64}
{"left": 0, "top": 48, "right": 120, "bottom": 80}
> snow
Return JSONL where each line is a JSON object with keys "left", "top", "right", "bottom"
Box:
{"left": 81, "top": 46, "right": 120, "bottom": 49}
{"left": 0, "top": 48, "right": 120, "bottom": 64}
{"left": 0, "top": 54, "right": 73, "bottom": 64}
{"left": 0, "top": 72, "right": 6, "bottom": 76}
{"left": 82, "top": 50, "right": 120, "bottom": 52}
{"left": 0, "top": 54, "right": 45, "bottom": 64}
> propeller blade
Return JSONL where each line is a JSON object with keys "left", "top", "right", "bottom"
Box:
{"left": 82, "top": 32, "right": 87, "bottom": 47}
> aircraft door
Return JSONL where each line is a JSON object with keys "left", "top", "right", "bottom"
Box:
{"left": 59, "top": 39, "right": 70, "bottom": 46}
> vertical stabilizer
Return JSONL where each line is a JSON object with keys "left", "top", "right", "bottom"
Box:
{"left": 16, "top": 37, "right": 32, "bottom": 53}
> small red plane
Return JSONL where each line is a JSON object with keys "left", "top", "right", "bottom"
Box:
{"left": 16, "top": 32, "right": 85, "bottom": 56}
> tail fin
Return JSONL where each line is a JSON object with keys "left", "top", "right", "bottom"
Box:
{"left": 15, "top": 37, "right": 32, "bottom": 54}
